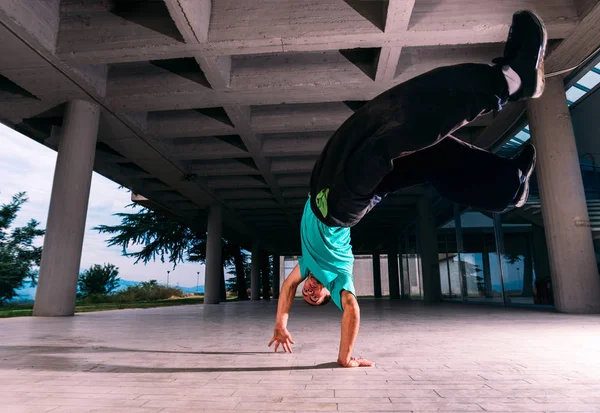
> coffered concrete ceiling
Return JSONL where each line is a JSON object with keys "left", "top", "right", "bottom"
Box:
{"left": 0, "top": 0, "right": 598, "bottom": 253}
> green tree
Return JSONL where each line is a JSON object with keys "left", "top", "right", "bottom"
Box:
{"left": 77, "top": 263, "right": 120, "bottom": 298}
{"left": 226, "top": 249, "right": 251, "bottom": 297}
{"left": 0, "top": 192, "right": 45, "bottom": 303}
{"left": 94, "top": 207, "right": 207, "bottom": 266}
{"left": 95, "top": 206, "right": 250, "bottom": 298}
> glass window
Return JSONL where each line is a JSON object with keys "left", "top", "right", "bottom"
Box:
{"left": 566, "top": 86, "right": 586, "bottom": 104}
{"left": 576, "top": 70, "right": 600, "bottom": 90}
{"left": 458, "top": 210, "right": 504, "bottom": 303}
{"left": 380, "top": 254, "right": 391, "bottom": 297}
{"left": 494, "top": 174, "right": 554, "bottom": 306}
{"left": 438, "top": 228, "right": 461, "bottom": 299}
{"left": 401, "top": 235, "right": 410, "bottom": 298}
{"left": 405, "top": 233, "right": 423, "bottom": 299}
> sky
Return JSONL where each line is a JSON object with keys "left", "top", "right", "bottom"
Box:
{"left": 0, "top": 122, "right": 207, "bottom": 288}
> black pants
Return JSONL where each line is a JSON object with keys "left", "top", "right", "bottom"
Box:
{"left": 310, "top": 63, "right": 521, "bottom": 227}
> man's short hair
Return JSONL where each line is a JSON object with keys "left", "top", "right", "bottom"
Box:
{"left": 305, "top": 294, "right": 331, "bottom": 306}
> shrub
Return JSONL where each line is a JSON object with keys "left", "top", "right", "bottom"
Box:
{"left": 78, "top": 264, "right": 120, "bottom": 298}
{"left": 111, "top": 280, "right": 184, "bottom": 303}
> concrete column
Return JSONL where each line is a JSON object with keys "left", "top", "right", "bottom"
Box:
{"left": 527, "top": 77, "right": 600, "bottom": 313}
{"left": 272, "top": 254, "right": 280, "bottom": 299}
{"left": 33, "top": 100, "right": 100, "bottom": 317}
{"left": 251, "top": 242, "right": 261, "bottom": 300}
{"left": 204, "top": 204, "right": 223, "bottom": 304}
{"left": 372, "top": 253, "right": 382, "bottom": 298}
{"left": 388, "top": 239, "right": 401, "bottom": 299}
{"left": 418, "top": 197, "right": 441, "bottom": 303}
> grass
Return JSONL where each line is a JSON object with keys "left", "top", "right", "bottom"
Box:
{"left": 0, "top": 296, "right": 209, "bottom": 318}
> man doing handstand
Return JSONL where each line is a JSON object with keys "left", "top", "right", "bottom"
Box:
{"left": 269, "top": 10, "right": 547, "bottom": 367}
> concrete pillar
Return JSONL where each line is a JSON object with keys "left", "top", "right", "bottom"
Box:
{"left": 251, "top": 242, "right": 261, "bottom": 300}
{"left": 388, "top": 239, "right": 401, "bottom": 299}
{"left": 418, "top": 197, "right": 441, "bottom": 303}
{"left": 527, "top": 76, "right": 600, "bottom": 313}
{"left": 204, "top": 204, "right": 223, "bottom": 304}
{"left": 33, "top": 100, "right": 100, "bottom": 317}
{"left": 372, "top": 253, "right": 382, "bottom": 298}
{"left": 272, "top": 254, "right": 280, "bottom": 299}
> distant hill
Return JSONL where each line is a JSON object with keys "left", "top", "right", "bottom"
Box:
{"left": 115, "top": 280, "right": 204, "bottom": 294}
{"left": 179, "top": 285, "right": 204, "bottom": 294}
{"left": 9, "top": 279, "right": 204, "bottom": 303}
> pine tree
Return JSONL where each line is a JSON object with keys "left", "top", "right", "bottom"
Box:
{"left": 0, "top": 193, "right": 45, "bottom": 303}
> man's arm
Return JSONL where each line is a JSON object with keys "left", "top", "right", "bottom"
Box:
{"left": 268, "top": 263, "right": 303, "bottom": 353}
{"left": 337, "top": 290, "right": 374, "bottom": 367}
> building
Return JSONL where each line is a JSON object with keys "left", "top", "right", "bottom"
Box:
{"left": 0, "top": 0, "right": 599, "bottom": 315}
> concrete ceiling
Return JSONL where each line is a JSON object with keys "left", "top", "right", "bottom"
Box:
{"left": 0, "top": 0, "right": 599, "bottom": 254}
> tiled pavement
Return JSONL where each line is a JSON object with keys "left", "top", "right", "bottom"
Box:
{"left": 1, "top": 299, "right": 600, "bottom": 413}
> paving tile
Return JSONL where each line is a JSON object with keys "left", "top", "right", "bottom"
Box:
{"left": 46, "top": 408, "right": 163, "bottom": 413}
{"left": 0, "top": 406, "right": 57, "bottom": 413}
{"left": 1, "top": 301, "right": 599, "bottom": 413}
{"left": 338, "top": 401, "right": 484, "bottom": 411}
{"left": 26, "top": 398, "right": 146, "bottom": 408}
{"left": 234, "top": 402, "right": 336, "bottom": 411}
{"left": 477, "top": 402, "right": 600, "bottom": 412}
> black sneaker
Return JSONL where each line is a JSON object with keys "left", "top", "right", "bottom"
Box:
{"left": 493, "top": 10, "right": 547, "bottom": 101}
{"left": 512, "top": 143, "right": 536, "bottom": 208}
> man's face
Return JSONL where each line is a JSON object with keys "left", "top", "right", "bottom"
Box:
{"left": 302, "top": 274, "right": 329, "bottom": 305}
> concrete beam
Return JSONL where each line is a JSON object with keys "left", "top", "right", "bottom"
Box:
{"left": 271, "top": 157, "right": 317, "bottom": 174}
{"left": 207, "top": 176, "right": 269, "bottom": 189}
{"left": 161, "top": 139, "right": 248, "bottom": 161}
{"left": 545, "top": 1, "right": 600, "bottom": 74}
{"left": 57, "top": 3, "right": 184, "bottom": 56}
{"left": 276, "top": 174, "right": 311, "bottom": 188}
{"left": 216, "top": 188, "right": 274, "bottom": 200}
{"left": 0, "top": 12, "right": 260, "bottom": 246}
{"left": 252, "top": 103, "right": 352, "bottom": 134}
{"left": 0, "top": 0, "right": 60, "bottom": 52}
{"left": 104, "top": 44, "right": 504, "bottom": 113}
{"left": 224, "top": 105, "right": 298, "bottom": 228}
{"left": 56, "top": 20, "right": 575, "bottom": 66}
{"left": 375, "top": 0, "right": 416, "bottom": 83}
{"left": 196, "top": 56, "right": 231, "bottom": 89}
{"left": 164, "top": 0, "right": 211, "bottom": 43}
{"left": 385, "top": 0, "right": 416, "bottom": 32}
{"left": 407, "top": 0, "right": 577, "bottom": 32}
{"left": 376, "top": 46, "right": 403, "bottom": 84}
{"left": 148, "top": 110, "right": 235, "bottom": 140}
{"left": 260, "top": 132, "right": 330, "bottom": 157}
{"left": 475, "top": 2, "right": 600, "bottom": 150}
{"left": 188, "top": 159, "right": 259, "bottom": 176}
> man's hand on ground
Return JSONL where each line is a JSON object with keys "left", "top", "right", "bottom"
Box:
{"left": 337, "top": 357, "right": 374, "bottom": 368}
{"left": 268, "top": 327, "right": 295, "bottom": 353}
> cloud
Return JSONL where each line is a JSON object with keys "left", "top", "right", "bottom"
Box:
{"left": 0, "top": 123, "right": 207, "bottom": 287}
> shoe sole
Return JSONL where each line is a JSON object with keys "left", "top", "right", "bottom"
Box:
{"left": 514, "top": 146, "right": 536, "bottom": 208}
{"left": 525, "top": 10, "right": 548, "bottom": 99}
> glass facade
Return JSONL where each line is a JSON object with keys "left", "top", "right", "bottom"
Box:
{"left": 401, "top": 233, "right": 423, "bottom": 299}
{"left": 438, "top": 221, "right": 461, "bottom": 299}
{"left": 434, "top": 195, "right": 554, "bottom": 307}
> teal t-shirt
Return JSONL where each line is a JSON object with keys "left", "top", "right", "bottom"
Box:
{"left": 298, "top": 199, "right": 356, "bottom": 311}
